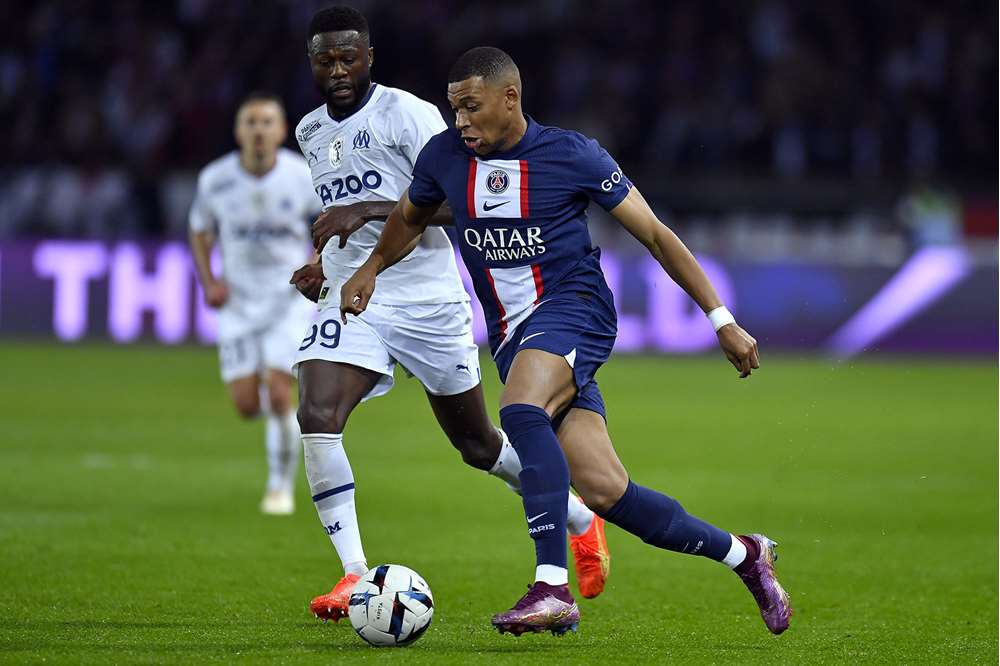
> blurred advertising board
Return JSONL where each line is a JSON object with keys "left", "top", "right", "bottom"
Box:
{"left": 0, "top": 240, "right": 995, "bottom": 356}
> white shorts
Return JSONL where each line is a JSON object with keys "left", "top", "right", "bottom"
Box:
{"left": 294, "top": 298, "right": 481, "bottom": 400}
{"left": 218, "top": 302, "right": 314, "bottom": 383}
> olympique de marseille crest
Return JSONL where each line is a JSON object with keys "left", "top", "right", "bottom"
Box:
{"left": 329, "top": 135, "right": 344, "bottom": 169}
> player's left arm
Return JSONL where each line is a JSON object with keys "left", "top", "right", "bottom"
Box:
{"left": 610, "top": 187, "right": 760, "bottom": 377}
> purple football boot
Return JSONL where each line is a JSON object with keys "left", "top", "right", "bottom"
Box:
{"left": 735, "top": 534, "right": 792, "bottom": 634}
{"left": 491, "top": 582, "right": 580, "bottom": 636}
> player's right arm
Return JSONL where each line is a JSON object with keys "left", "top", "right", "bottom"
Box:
{"left": 311, "top": 200, "right": 454, "bottom": 251}
{"left": 339, "top": 191, "right": 440, "bottom": 322}
{"left": 188, "top": 173, "right": 228, "bottom": 308}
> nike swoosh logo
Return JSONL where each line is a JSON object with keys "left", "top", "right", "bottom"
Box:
{"left": 482, "top": 201, "right": 508, "bottom": 212}
{"left": 520, "top": 332, "right": 545, "bottom": 345}
{"left": 526, "top": 512, "right": 548, "bottom": 524}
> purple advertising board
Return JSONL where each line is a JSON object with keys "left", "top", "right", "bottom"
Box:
{"left": 0, "top": 240, "right": 995, "bottom": 355}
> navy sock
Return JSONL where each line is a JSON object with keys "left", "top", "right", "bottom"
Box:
{"left": 499, "top": 404, "right": 569, "bottom": 570}
{"left": 599, "top": 480, "right": 731, "bottom": 561}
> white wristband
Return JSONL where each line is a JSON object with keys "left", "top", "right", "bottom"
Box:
{"left": 707, "top": 306, "right": 736, "bottom": 332}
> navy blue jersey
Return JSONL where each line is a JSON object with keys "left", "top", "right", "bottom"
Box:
{"left": 409, "top": 116, "right": 633, "bottom": 354}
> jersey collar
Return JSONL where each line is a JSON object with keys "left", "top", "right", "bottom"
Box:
{"left": 324, "top": 83, "right": 380, "bottom": 125}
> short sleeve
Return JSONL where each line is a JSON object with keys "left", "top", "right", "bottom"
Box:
{"left": 396, "top": 100, "right": 448, "bottom": 168}
{"left": 407, "top": 140, "right": 447, "bottom": 208}
{"left": 573, "top": 135, "right": 632, "bottom": 211}
{"left": 188, "top": 172, "right": 216, "bottom": 233}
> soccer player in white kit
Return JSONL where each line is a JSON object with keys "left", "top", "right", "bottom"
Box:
{"left": 189, "top": 93, "right": 318, "bottom": 515}
{"left": 288, "top": 7, "right": 610, "bottom": 622}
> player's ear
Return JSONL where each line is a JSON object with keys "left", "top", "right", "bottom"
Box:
{"left": 368, "top": 47, "right": 374, "bottom": 68}
{"left": 505, "top": 85, "right": 519, "bottom": 110}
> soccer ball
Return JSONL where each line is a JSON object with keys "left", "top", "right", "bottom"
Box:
{"left": 348, "top": 564, "right": 434, "bottom": 647}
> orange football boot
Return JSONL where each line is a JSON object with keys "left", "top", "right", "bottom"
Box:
{"left": 309, "top": 573, "right": 361, "bottom": 621}
{"left": 569, "top": 500, "right": 610, "bottom": 599}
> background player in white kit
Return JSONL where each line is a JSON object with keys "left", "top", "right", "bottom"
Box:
{"left": 189, "top": 93, "right": 318, "bottom": 515}
{"left": 288, "top": 7, "right": 609, "bottom": 622}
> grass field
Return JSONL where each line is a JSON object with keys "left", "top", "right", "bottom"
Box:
{"left": 0, "top": 344, "right": 996, "bottom": 664}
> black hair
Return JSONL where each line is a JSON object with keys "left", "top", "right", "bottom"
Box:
{"left": 448, "top": 46, "right": 517, "bottom": 83}
{"left": 308, "top": 6, "right": 370, "bottom": 42}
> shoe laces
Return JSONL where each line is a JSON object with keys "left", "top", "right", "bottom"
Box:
{"left": 513, "top": 583, "right": 555, "bottom": 611}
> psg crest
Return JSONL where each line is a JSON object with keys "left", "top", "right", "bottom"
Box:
{"left": 486, "top": 169, "right": 509, "bottom": 194}
{"left": 329, "top": 136, "right": 344, "bottom": 168}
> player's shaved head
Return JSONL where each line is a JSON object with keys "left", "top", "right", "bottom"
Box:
{"left": 448, "top": 47, "right": 520, "bottom": 90}
{"left": 446, "top": 47, "right": 527, "bottom": 156}
{"left": 308, "top": 6, "right": 369, "bottom": 45}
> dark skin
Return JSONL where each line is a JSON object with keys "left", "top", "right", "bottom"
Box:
{"left": 292, "top": 30, "right": 502, "bottom": 470}
{"left": 340, "top": 71, "right": 760, "bottom": 512}
{"left": 292, "top": 31, "right": 451, "bottom": 300}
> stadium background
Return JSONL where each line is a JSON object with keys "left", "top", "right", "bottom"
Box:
{"left": 1, "top": 0, "right": 996, "bottom": 663}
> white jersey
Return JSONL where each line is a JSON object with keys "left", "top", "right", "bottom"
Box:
{"left": 189, "top": 148, "right": 320, "bottom": 340}
{"left": 295, "top": 84, "right": 468, "bottom": 305}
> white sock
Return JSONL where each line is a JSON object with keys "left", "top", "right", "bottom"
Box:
{"left": 488, "top": 429, "right": 595, "bottom": 536}
{"left": 535, "top": 564, "right": 569, "bottom": 586}
{"left": 722, "top": 534, "right": 748, "bottom": 568}
{"left": 265, "top": 414, "right": 284, "bottom": 492}
{"left": 277, "top": 411, "right": 300, "bottom": 491}
{"left": 566, "top": 496, "right": 594, "bottom": 536}
{"left": 302, "top": 433, "right": 367, "bottom": 576}
{"left": 487, "top": 429, "right": 523, "bottom": 492}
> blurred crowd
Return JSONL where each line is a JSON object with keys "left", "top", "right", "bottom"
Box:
{"left": 0, "top": 0, "right": 995, "bottom": 239}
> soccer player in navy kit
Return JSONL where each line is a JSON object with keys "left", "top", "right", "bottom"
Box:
{"left": 340, "top": 47, "right": 791, "bottom": 637}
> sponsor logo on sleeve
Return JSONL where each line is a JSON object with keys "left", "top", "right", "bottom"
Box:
{"left": 298, "top": 119, "right": 322, "bottom": 143}
{"left": 600, "top": 167, "right": 624, "bottom": 192}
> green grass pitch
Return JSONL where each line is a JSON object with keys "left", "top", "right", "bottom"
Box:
{"left": 0, "top": 344, "right": 996, "bottom": 664}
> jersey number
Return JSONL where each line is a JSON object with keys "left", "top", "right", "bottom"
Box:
{"left": 316, "top": 170, "right": 383, "bottom": 206}
{"left": 299, "top": 319, "right": 342, "bottom": 351}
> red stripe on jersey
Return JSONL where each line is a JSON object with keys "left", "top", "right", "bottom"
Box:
{"left": 519, "top": 159, "right": 530, "bottom": 217}
{"left": 484, "top": 268, "right": 508, "bottom": 340}
{"left": 531, "top": 264, "right": 544, "bottom": 303}
{"left": 466, "top": 159, "right": 478, "bottom": 219}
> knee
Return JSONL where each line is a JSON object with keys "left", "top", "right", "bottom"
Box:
{"left": 233, "top": 394, "right": 261, "bottom": 420}
{"left": 268, "top": 389, "right": 293, "bottom": 416}
{"left": 297, "top": 398, "right": 351, "bottom": 434}
{"left": 267, "top": 374, "right": 294, "bottom": 415}
{"left": 576, "top": 477, "right": 628, "bottom": 516}
{"left": 449, "top": 431, "right": 500, "bottom": 471}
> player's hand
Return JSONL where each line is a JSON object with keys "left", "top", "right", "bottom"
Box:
{"left": 290, "top": 262, "right": 325, "bottom": 302}
{"left": 339, "top": 265, "right": 378, "bottom": 324}
{"left": 717, "top": 323, "right": 760, "bottom": 378}
{"left": 312, "top": 202, "right": 377, "bottom": 251}
{"left": 204, "top": 280, "right": 229, "bottom": 308}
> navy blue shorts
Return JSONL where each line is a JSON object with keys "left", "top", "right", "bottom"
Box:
{"left": 493, "top": 290, "right": 617, "bottom": 425}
